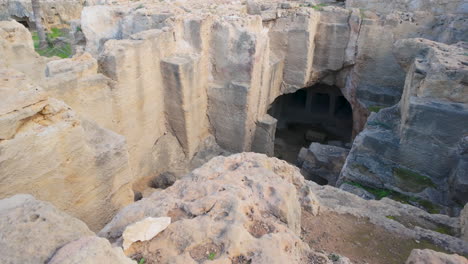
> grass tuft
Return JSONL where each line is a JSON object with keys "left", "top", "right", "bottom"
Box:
{"left": 368, "top": 105, "right": 386, "bottom": 113}
{"left": 345, "top": 181, "right": 441, "bottom": 214}
{"left": 32, "top": 28, "right": 72, "bottom": 58}
{"left": 208, "top": 252, "right": 216, "bottom": 260}
{"left": 393, "top": 167, "right": 436, "bottom": 193}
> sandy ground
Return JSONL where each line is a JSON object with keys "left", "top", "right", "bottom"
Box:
{"left": 301, "top": 211, "right": 449, "bottom": 264}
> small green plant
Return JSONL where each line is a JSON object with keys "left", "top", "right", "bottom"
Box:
{"left": 328, "top": 253, "right": 340, "bottom": 261}
{"left": 138, "top": 258, "right": 146, "bottom": 264}
{"left": 393, "top": 167, "right": 436, "bottom": 192}
{"left": 32, "top": 29, "right": 72, "bottom": 58}
{"left": 346, "top": 181, "right": 390, "bottom": 199}
{"left": 386, "top": 215, "right": 396, "bottom": 220}
{"left": 368, "top": 105, "right": 386, "bottom": 113}
{"left": 48, "top": 27, "right": 64, "bottom": 40}
{"left": 311, "top": 3, "right": 327, "bottom": 11}
{"left": 136, "top": 4, "right": 144, "bottom": 9}
{"left": 76, "top": 26, "right": 82, "bottom": 32}
{"left": 433, "top": 226, "right": 452, "bottom": 235}
{"left": 345, "top": 181, "right": 440, "bottom": 213}
{"left": 208, "top": 252, "right": 216, "bottom": 260}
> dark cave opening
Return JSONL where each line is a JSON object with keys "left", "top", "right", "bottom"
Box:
{"left": 268, "top": 84, "right": 353, "bottom": 164}
{"left": 12, "top": 16, "right": 33, "bottom": 29}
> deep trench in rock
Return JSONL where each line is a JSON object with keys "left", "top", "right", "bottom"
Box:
{"left": 268, "top": 84, "right": 353, "bottom": 164}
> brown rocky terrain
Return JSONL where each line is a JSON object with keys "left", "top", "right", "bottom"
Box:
{"left": 0, "top": 0, "right": 467, "bottom": 263}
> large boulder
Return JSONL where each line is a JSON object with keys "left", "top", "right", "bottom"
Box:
{"left": 0, "top": 194, "right": 133, "bottom": 264}
{"left": 297, "top": 142, "right": 349, "bottom": 186}
{"left": 0, "top": 68, "right": 133, "bottom": 231}
{"left": 0, "top": 194, "right": 93, "bottom": 264}
{"left": 48, "top": 236, "right": 134, "bottom": 264}
{"left": 0, "top": 20, "right": 52, "bottom": 84}
{"left": 100, "top": 153, "right": 321, "bottom": 263}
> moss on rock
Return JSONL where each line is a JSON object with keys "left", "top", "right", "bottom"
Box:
{"left": 393, "top": 167, "right": 436, "bottom": 193}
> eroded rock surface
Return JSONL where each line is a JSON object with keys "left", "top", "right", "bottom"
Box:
{"left": 0, "top": 194, "right": 93, "bottom": 263}
{"left": 297, "top": 142, "right": 349, "bottom": 185}
{"left": 48, "top": 236, "right": 134, "bottom": 264}
{"left": 0, "top": 2, "right": 467, "bottom": 261}
{"left": 339, "top": 39, "right": 468, "bottom": 213}
{"left": 1, "top": 154, "right": 467, "bottom": 263}
{"left": 100, "top": 153, "right": 321, "bottom": 263}
{"left": 0, "top": 20, "right": 52, "bottom": 83}
{"left": 0, "top": 68, "right": 133, "bottom": 230}
{"left": 0, "top": 0, "right": 84, "bottom": 29}
{"left": 0, "top": 194, "right": 133, "bottom": 264}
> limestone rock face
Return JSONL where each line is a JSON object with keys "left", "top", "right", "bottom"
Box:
{"left": 0, "top": 0, "right": 84, "bottom": 29}
{"left": 81, "top": 5, "right": 126, "bottom": 56}
{"left": 0, "top": 194, "right": 93, "bottom": 264}
{"left": 0, "top": 20, "right": 52, "bottom": 83}
{"left": 48, "top": 236, "right": 134, "bottom": 264}
{"left": 44, "top": 52, "right": 117, "bottom": 130}
{"left": 462, "top": 204, "right": 468, "bottom": 242}
{"left": 297, "top": 142, "right": 349, "bottom": 186}
{"left": 100, "top": 153, "right": 320, "bottom": 263}
{"left": 338, "top": 39, "right": 468, "bottom": 212}
{"left": 394, "top": 38, "right": 467, "bottom": 103}
{"left": 0, "top": 69, "right": 133, "bottom": 231}
{"left": 405, "top": 249, "right": 468, "bottom": 264}
{"left": 77, "top": 0, "right": 467, "bottom": 159}
{"left": 347, "top": 0, "right": 467, "bottom": 15}
{"left": 2, "top": 0, "right": 467, "bottom": 242}
{"left": 0, "top": 194, "right": 133, "bottom": 264}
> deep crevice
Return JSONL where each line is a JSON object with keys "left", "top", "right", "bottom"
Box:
{"left": 268, "top": 84, "right": 353, "bottom": 164}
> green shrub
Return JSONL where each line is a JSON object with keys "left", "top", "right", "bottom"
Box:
{"left": 32, "top": 30, "right": 72, "bottom": 58}
{"left": 208, "top": 252, "right": 216, "bottom": 260}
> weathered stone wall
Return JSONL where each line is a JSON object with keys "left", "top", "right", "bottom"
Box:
{"left": 75, "top": 0, "right": 467, "bottom": 189}
{"left": 1, "top": 0, "right": 467, "bottom": 230}
{"left": 0, "top": 68, "right": 134, "bottom": 231}
{"left": 347, "top": 0, "right": 467, "bottom": 15}
{"left": 338, "top": 39, "right": 468, "bottom": 213}
{"left": 0, "top": 0, "right": 84, "bottom": 29}
{"left": 0, "top": 20, "right": 52, "bottom": 83}
{"left": 0, "top": 194, "right": 133, "bottom": 263}
{"left": 80, "top": 0, "right": 463, "bottom": 144}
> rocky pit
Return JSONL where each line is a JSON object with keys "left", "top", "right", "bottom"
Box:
{"left": 0, "top": 0, "right": 467, "bottom": 263}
